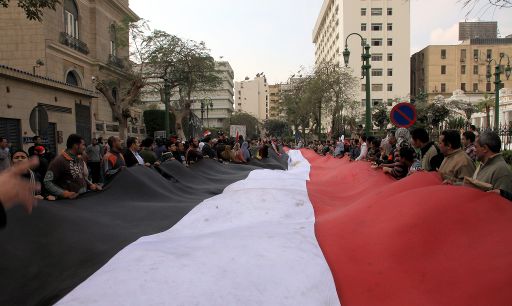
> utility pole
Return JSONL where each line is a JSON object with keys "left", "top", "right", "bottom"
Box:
{"left": 163, "top": 78, "right": 171, "bottom": 137}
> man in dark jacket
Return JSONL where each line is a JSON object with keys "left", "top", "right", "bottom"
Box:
{"left": 124, "top": 137, "right": 145, "bottom": 167}
{"left": 201, "top": 136, "right": 216, "bottom": 159}
{"left": 103, "top": 136, "right": 126, "bottom": 183}
{"left": 44, "top": 134, "right": 101, "bottom": 199}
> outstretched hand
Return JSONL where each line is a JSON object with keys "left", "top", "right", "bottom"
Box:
{"left": 0, "top": 157, "right": 40, "bottom": 213}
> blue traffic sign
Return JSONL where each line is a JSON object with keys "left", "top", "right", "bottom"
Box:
{"left": 390, "top": 103, "right": 417, "bottom": 128}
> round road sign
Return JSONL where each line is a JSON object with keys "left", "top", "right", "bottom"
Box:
{"left": 390, "top": 103, "right": 417, "bottom": 128}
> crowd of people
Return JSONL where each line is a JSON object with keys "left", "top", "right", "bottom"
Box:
{"left": 301, "top": 125, "right": 512, "bottom": 201}
{"left": 0, "top": 132, "right": 282, "bottom": 215}
{"left": 1, "top": 125, "right": 511, "bottom": 228}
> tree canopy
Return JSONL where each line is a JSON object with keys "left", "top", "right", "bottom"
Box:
{"left": 0, "top": 0, "right": 59, "bottom": 21}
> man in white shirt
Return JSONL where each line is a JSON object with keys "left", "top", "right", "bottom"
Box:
{"left": 356, "top": 134, "right": 368, "bottom": 161}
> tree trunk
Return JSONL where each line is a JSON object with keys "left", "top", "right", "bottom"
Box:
{"left": 96, "top": 78, "right": 144, "bottom": 140}
{"left": 486, "top": 107, "right": 491, "bottom": 129}
{"left": 119, "top": 117, "right": 128, "bottom": 140}
{"left": 173, "top": 109, "right": 187, "bottom": 139}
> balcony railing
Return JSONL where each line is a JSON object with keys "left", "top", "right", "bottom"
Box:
{"left": 59, "top": 32, "right": 89, "bottom": 55}
{"left": 108, "top": 54, "right": 125, "bottom": 69}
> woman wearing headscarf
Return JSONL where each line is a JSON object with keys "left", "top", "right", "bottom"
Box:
{"left": 395, "top": 128, "right": 412, "bottom": 150}
{"left": 232, "top": 143, "right": 245, "bottom": 163}
{"left": 11, "top": 150, "right": 56, "bottom": 201}
{"left": 241, "top": 141, "right": 251, "bottom": 162}
{"left": 221, "top": 145, "right": 234, "bottom": 162}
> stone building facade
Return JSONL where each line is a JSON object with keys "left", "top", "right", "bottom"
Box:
{"left": 410, "top": 38, "right": 512, "bottom": 101}
{"left": 0, "top": 0, "right": 145, "bottom": 153}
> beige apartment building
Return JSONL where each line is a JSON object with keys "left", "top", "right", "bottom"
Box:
{"left": 313, "top": 0, "right": 411, "bottom": 110}
{"left": 235, "top": 75, "right": 269, "bottom": 121}
{"left": 411, "top": 38, "right": 512, "bottom": 101}
{"left": 0, "top": 0, "right": 145, "bottom": 153}
{"left": 268, "top": 84, "right": 282, "bottom": 119}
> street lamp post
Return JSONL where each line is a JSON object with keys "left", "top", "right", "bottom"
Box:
{"left": 200, "top": 100, "right": 205, "bottom": 127}
{"left": 343, "top": 33, "right": 372, "bottom": 135}
{"left": 163, "top": 79, "right": 171, "bottom": 137}
{"left": 487, "top": 53, "right": 511, "bottom": 129}
{"left": 206, "top": 99, "right": 213, "bottom": 128}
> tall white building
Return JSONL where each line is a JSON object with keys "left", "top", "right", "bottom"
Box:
{"left": 235, "top": 75, "right": 269, "bottom": 121}
{"left": 313, "top": 0, "right": 410, "bottom": 109}
{"left": 188, "top": 61, "right": 235, "bottom": 128}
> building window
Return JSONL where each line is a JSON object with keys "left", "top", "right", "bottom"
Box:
{"left": 371, "top": 23, "right": 383, "bottom": 31}
{"left": 387, "top": 53, "right": 393, "bottom": 61}
{"left": 361, "top": 8, "right": 367, "bottom": 16}
{"left": 387, "top": 23, "right": 393, "bottom": 31}
{"left": 109, "top": 24, "right": 117, "bottom": 56}
{"left": 361, "top": 84, "right": 366, "bottom": 92}
{"left": 361, "top": 23, "right": 367, "bottom": 31}
{"left": 387, "top": 99, "right": 393, "bottom": 106}
{"left": 441, "top": 49, "right": 446, "bottom": 59}
{"left": 387, "top": 68, "right": 393, "bottom": 76}
{"left": 372, "top": 53, "right": 383, "bottom": 61}
{"left": 372, "top": 69, "right": 383, "bottom": 76}
{"left": 64, "top": 0, "right": 79, "bottom": 39}
{"left": 371, "top": 39, "right": 383, "bottom": 46}
{"left": 372, "top": 99, "right": 383, "bottom": 106}
{"left": 473, "top": 49, "right": 479, "bottom": 61}
{"left": 461, "top": 83, "right": 466, "bottom": 91}
{"left": 473, "top": 83, "right": 479, "bottom": 92}
{"left": 361, "top": 99, "right": 366, "bottom": 107}
{"left": 441, "top": 65, "right": 446, "bottom": 75}
{"left": 460, "top": 49, "right": 466, "bottom": 61}
{"left": 486, "top": 49, "right": 492, "bottom": 60}
{"left": 473, "top": 65, "right": 479, "bottom": 75}
{"left": 371, "top": 8, "right": 382, "bottom": 16}
{"left": 441, "top": 83, "right": 446, "bottom": 93}
{"left": 372, "top": 84, "right": 383, "bottom": 91}
{"left": 461, "top": 65, "right": 466, "bottom": 74}
{"left": 387, "top": 8, "right": 393, "bottom": 15}
{"left": 387, "top": 84, "right": 393, "bottom": 91}
{"left": 387, "top": 38, "right": 393, "bottom": 46}
{"left": 65, "top": 70, "right": 81, "bottom": 86}
{"left": 486, "top": 82, "right": 492, "bottom": 92}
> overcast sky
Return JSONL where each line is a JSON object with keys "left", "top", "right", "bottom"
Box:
{"left": 130, "top": 0, "right": 512, "bottom": 84}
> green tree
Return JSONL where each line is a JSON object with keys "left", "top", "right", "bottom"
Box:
{"left": 279, "top": 77, "right": 317, "bottom": 139}
{"left": 225, "top": 112, "right": 260, "bottom": 138}
{"left": 446, "top": 117, "right": 466, "bottom": 130}
{"left": 315, "top": 61, "right": 358, "bottom": 135}
{"left": 143, "top": 110, "right": 176, "bottom": 138}
{"left": 372, "top": 104, "right": 389, "bottom": 130}
{"left": 144, "top": 31, "right": 222, "bottom": 138}
{"left": 477, "top": 94, "right": 494, "bottom": 129}
{"left": 448, "top": 99, "right": 477, "bottom": 129}
{"left": 263, "top": 119, "right": 291, "bottom": 138}
{"left": 0, "top": 0, "right": 59, "bottom": 21}
{"left": 95, "top": 19, "right": 148, "bottom": 140}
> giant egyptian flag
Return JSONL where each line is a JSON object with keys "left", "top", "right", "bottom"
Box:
{"left": 0, "top": 149, "right": 511, "bottom": 305}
